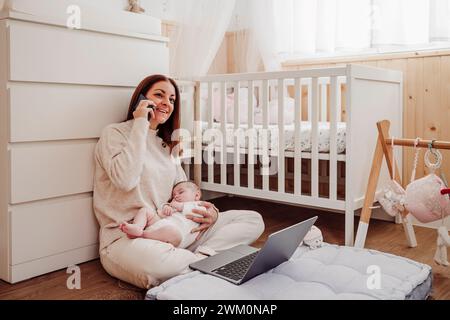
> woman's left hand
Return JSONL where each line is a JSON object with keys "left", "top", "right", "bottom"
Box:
{"left": 186, "top": 201, "right": 219, "bottom": 240}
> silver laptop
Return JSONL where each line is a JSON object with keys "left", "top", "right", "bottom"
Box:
{"left": 189, "top": 216, "right": 318, "bottom": 285}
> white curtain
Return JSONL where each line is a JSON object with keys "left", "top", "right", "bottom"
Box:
{"left": 430, "top": 0, "right": 450, "bottom": 41}
{"left": 169, "top": 0, "right": 280, "bottom": 74}
{"left": 230, "top": 0, "right": 280, "bottom": 72}
{"left": 274, "top": 0, "right": 371, "bottom": 55}
{"left": 169, "top": 0, "right": 236, "bottom": 78}
{"left": 372, "top": 0, "right": 430, "bottom": 46}
{"left": 248, "top": 0, "right": 280, "bottom": 71}
{"left": 275, "top": 0, "right": 450, "bottom": 57}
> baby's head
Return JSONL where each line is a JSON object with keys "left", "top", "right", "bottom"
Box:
{"left": 172, "top": 181, "right": 201, "bottom": 202}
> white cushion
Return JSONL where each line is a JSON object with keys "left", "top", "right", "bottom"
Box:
{"left": 146, "top": 244, "right": 431, "bottom": 300}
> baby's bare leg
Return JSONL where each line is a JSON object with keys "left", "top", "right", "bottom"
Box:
{"left": 120, "top": 207, "right": 159, "bottom": 238}
{"left": 142, "top": 225, "right": 182, "bottom": 247}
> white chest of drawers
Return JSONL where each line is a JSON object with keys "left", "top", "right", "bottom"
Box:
{"left": 0, "top": 0, "right": 169, "bottom": 283}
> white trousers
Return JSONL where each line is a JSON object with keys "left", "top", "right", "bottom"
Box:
{"left": 100, "top": 209, "right": 265, "bottom": 289}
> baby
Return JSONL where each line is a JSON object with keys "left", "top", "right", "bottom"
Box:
{"left": 119, "top": 181, "right": 206, "bottom": 248}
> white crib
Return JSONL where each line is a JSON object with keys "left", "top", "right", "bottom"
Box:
{"left": 178, "top": 65, "right": 403, "bottom": 246}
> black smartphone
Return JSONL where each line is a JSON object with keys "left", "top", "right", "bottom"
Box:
{"left": 135, "top": 94, "right": 155, "bottom": 121}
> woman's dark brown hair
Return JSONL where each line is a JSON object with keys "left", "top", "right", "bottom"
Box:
{"left": 125, "top": 75, "right": 181, "bottom": 153}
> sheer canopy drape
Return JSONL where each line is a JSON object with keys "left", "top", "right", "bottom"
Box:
{"left": 169, "top": 0, "right": 236, "bottom": 78}
{"left": 229, "top": 0, "right": 280, "bottom": 72}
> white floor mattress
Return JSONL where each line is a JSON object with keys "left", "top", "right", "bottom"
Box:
{"left": 200, "top": 121, "right": 347, "bottom": 154}
{"left": 146, "top": 244, "right": 432, "bottom": 300}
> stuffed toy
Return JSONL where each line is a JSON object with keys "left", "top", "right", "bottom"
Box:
{"left": 126, "top": 0, "right": 145, "bottom": 14}
{"left": 302, "top": 225, "right": 323, "bottom": 249}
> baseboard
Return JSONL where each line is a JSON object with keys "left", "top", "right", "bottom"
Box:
{"left": 354, "top": 206, "right": 395, "bottom": 222}
{"left": 201, "top": 190, "right": 226, "bottom": 201}
{"left": 9, "top": 244, "right": 99, "bottom": 284}
{"left": 202, "top": 190, "right": 396, "bottom": 222}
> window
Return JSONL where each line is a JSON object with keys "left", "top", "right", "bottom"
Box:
{"left": 274, "top": 0, "right": 450, "bottom": 60}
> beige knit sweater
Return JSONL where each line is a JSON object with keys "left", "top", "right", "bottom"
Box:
{"left": 93, "top": 118, "right": 187, "bottom": 250}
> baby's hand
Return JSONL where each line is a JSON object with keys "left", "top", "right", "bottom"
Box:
{"left": 170, "top": 200, "right": 184, "bottom": 212}
{"left": 161, "top": 204, "right": 173, "bottom": 216}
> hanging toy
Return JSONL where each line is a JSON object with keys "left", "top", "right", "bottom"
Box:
{"left": 404, "top": 142, "right": 450, "bottom": 223}
{"left": 376, "top": 136, "right": 407, "bottom": 217}
{"left": 403, "top": 141, "right": 449, "bottom": 267}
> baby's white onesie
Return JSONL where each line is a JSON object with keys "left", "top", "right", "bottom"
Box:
{"left": 150, "top": 201, "right": 205, "bottom": 248}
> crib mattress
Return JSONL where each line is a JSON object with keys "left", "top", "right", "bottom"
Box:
{"left": 200, "top": 121, "right": 347, "bottom": 154}
{"left": 145, "top": 244, "right": 432, "bottom": 300}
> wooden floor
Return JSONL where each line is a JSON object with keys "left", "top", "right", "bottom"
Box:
{"left": 1, "top": 196, "right": 448, "bottom": 300}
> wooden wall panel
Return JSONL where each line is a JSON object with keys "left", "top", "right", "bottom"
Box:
{"left": 439, "top": 56, "right": 450, "bottom": 182}
{"left": 405, "top": 58, "right": 425, "bottom": 180}
{"left": 423, "top": 58, "right": 442, "bottom": 176}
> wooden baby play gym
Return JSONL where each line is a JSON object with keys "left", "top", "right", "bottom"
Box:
{"left": 355, "top": 120, "right": 450, "bottom": 266}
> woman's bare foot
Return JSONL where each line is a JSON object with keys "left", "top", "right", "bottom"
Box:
{"left": 120, "top": 222, "right": 144, "bottom": 238}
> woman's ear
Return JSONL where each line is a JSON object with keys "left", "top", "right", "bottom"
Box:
{"left": 195, "top": 190, "right": 201, "bottom": 201}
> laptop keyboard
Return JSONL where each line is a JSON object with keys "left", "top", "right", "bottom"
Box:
{"left": 212, "top": 251, "right": 259, "bottom": 281}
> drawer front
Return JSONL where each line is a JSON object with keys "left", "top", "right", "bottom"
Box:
{"left": 6, "top": 0, "right": 163, "bottom": 36}
{"left": 10, "top": 245, "right": 99, "bottom": 284}
{"left": 10, "top": 141, "right": 96, "bottom": 204}
{"left": 9, "top": 82, "right": 131, "bottom": 142}
{"left": 8, "top": 20, "right": 169, "bottom": 86}
{"left": 10, "top": 195, "right": 98, "bottom": 265}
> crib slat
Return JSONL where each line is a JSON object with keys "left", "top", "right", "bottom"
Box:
{"left": 248, "top": 80, "right": 255, "bottom": 189}
{"left": 262, "top": 79, "right": 269, "bottom": 191}
{"left": 294, "top": 78, "right": 302, "bottom": 195}
{"left": 329, "top": 77, "right": 338, "bottom": 200}
{"left": 307, "top": 81, "right": 312, "bottom": 121}
{"left": 207, "top": 82, "right": 214, "bottom": 183}
{"left": 194, "top": 81, "right": 202, "bottom": 186}
{"left": 337, "top": 77, "right": 344, "bottom": 122}
{"left": 278, "top": 79, "right": 285, "bottom": 193}
{"left": 220, "top": 81, "right": 227, "bottom": 185}
{"left": 234, "top": 82, "right": 241, "bottom": 187}
{"left": 311, "top": 78, "right": 319, "bottom": 198}
{"left": 320, "top": 81, "right": 326, "bottom": 121}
